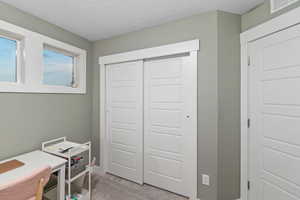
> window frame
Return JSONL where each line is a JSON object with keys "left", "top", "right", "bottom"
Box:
{"left": 0, "top": 19, "right": 87, "bottom": 94}
{"left": 0, "top": 33, "right": 23, "bottom": 85}
{"left": 42, "top": 45, "right": 80, "bottom": 88}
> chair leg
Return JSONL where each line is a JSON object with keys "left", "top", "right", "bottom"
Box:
{"left": 36, "top": 178, "right": 45, "bottom": 200}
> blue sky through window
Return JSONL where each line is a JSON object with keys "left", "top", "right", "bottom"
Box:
{"left": 0, "top": 37, "right": 17, "bottom": 82}
{"left": 43, "top": 49, "right": 74, "bottom": 87}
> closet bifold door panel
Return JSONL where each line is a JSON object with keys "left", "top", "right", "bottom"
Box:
{"left": 143, "top": 55, "right": 194, "bottom": 197}
{"left": 105, "top": 60, "right": 144, "bottom": 184}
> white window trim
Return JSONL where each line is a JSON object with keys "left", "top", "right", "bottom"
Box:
{"left": 240, "top": 6, "right": 300, "bottom": 200}
{"left": 99, "top": 39, "right": 199, "bottom": 199}
{"left": 0, "top": 33, "right": 23, "bottom": 85}
{"left": 0, "top": 19, "right": 87, "bottom": 94}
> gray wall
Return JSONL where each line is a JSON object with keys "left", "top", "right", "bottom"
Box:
{"left": 242, "top": 0, "right": 300, "bottom": 31}
{"left": 92, "top": 11, "right": 241, "bottom": 200}
{"left": 217, "top": 11, "right": 241, "bottom": 200}
{"left": 0, "top": 2, "right": 93, "bottom": 160}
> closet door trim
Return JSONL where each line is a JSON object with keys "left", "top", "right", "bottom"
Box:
{"left": 99, "top": 39, "right": 199, "bottom": 199}
{"left": 99, "top": 39, "right": 199, "bottom": 65}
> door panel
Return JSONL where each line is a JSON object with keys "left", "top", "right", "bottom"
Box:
{"left": 144, "top": 56, "right": 194, "bottom": 197}
{"left": 106, "top": 60, "right": 143, "bottom": 184}
{"left": 249, "top": 24, "right": 300, "bottom": 200}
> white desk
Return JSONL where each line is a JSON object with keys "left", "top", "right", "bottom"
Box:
{"left": 0, "top": 150, "right": 67, "bottom": 200}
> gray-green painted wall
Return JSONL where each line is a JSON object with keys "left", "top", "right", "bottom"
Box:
{"left": 92, "top": 11, "right": 241, "bottom": 200}
{"left": 0, "top": 2, "right": 93, "bottom": 160}
{"left": 217, "top": 12, "right": 241, "bottom": 200}
{"left": 242, "top": 0, "right": 300, "bottom": 31}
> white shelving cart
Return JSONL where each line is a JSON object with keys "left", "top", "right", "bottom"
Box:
{"left": 42, "top": 137, "right": 91, "bottom": 200}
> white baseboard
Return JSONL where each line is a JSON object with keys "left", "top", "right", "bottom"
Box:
{"left": 195, "top": 198, "right": 239, "bottom": 200}
{"left": 92, "top": 165, "right": 104, "bottom": 175}
{"left": 90, "top": 167, "right": 241, "bottom": 200}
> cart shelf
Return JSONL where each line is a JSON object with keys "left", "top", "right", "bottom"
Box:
{"left": 42, "top": 137, "right": 91, "bottom": 200}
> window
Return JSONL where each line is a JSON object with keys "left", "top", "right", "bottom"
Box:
{"left": 43, "top": 47, "right": 76, "bottom": 87}
{"left": 0, "top": 36, "right": 17, "bottom": 82}
{"left": 0, "top": 19, "right": 86, "bottom": 93}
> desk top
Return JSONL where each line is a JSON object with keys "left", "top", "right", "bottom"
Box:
{"left": 0, "top": 150, "right": 66, "bottom": 186}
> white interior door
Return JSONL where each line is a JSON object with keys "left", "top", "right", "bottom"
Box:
{"left": 106, "top": 60, "right": 143, "bottom": 184}
{"left": 144, "top": 55, "right": 197, "bottom": 197}
{"left": 249, "top": 24, "right": 300, "bottom": 200}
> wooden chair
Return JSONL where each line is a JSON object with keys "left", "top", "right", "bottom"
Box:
{"left": 0, "top": 166, "right": 51, "bottom": 200}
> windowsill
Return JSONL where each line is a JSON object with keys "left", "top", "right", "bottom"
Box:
{"left": 0, "top": 83, "right": 86, "bottom": 94}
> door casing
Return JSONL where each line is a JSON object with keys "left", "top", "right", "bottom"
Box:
{"left": 99, "top": 40, "right": 199, "bottom": 199}
{"left": 240, "top": 6, "right": 300, "bottom": 200}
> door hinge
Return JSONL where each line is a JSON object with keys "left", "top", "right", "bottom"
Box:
{"left": 248, "top": 181, "right": 251, "bottom": 190}
{"left": 248, "top": 118, "right": 251, "bottom": 128}
{"left": 248, "top": 56, "right": 251, "bottom": 66}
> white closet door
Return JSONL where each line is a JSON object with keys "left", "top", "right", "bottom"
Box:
{"left": 106, "top": 60, "right": 143, "bottom": 184}
{"left": 249, "top": 24, "right": 300, "bottom": 200}
{"left": 144, "top": 56, "right": 196, "bottom": 197}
